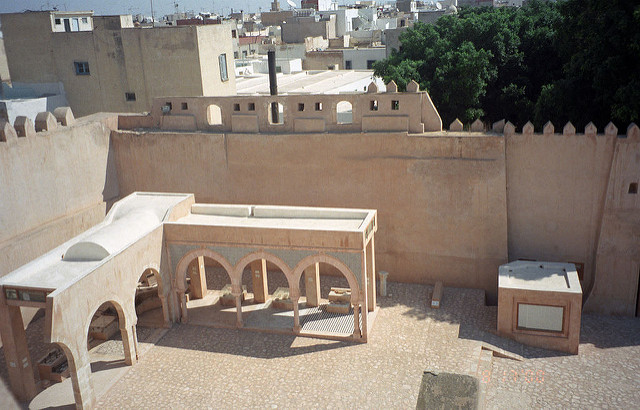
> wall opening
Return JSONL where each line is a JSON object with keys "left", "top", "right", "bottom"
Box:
{"left": 297, "top": 262, "right": 358, "bottom": 335}
{"left": 268, "top": 102, "right": 284, "bottom": 125}
{"left": 206, "top": 104, "right": 223, "bottom": 126}
{"left": 86, "top": 302, "right": 125, "bottom": 373}
{"left": 636, "top": 267, "right": 640, "bottom": 317}
{"left": 135, "top": 269, "right": 164, "bottom": 328}
{"left": 629, "top": 183, "right": 638, "bottom": 194}
{"left": 336, "top": 101, "right": 353, "bottom": 124}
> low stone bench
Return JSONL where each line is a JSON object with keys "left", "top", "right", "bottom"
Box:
{"left": 220, "top": 284, "right": 247, "bottom": 307}
{"left": 328, "top": 287, "right": 351, "bottom": 304}
{"left": 89, "top": 315, "right": 118, "bottom": 340}
{"left": 325, "top": 302, "right": 351, "bottom": 314}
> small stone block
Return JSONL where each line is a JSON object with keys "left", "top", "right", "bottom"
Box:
{"left": 470, "top": 119, "right": 484, "bottom": 132}
{"left": 563, "top": 121, "right": 576, "bottom": 136}
{"left": 325, "top": 303, "right": 351, "bottom": 314}
{"left": 271, "top": 287, "right": 293, "bottom": 310}
{"left": 431, "top": 281, "right": 443, "bottom": 309}
{"left": 366, "top": 81, "right": 378, "bottom": 93}
{"left": 522, "top": 121, "right": 534, "bottom": 135}
{"left": 449, "top": 118, "right": 463, "bottom": 132}
{"left": 386, "top": 80, "right": 398, "bottom": 93}
{"left": 14, "top": 116, "right": 36, "bottom": 138}
{"left": 503, "top": 121, "right": 516, "bottom": 137}
{"left": 220, "top": 284, "right": 246, "bottom": 306}
{"left": 406, "top": 80, "right": 420, "bottom": 92}
{"left": 35, "top": 111, "right": 57, "bottom": 132}
{"left": 53, "top": 106, "right": 75, "bottom": 126}
{"left": 626, "top": 123, "right": 639, "bottom": 140}
{"left": 604, "top": 122, "right": 618, "bottom": 137}
{"left": 89, "top": 315, "right": 118, "bottom": 340}
{"left": 417, "top": 371, "right": 478, "bottom": 410}
{"left": 492, "top": 119, "right": 505, "bottom": 133}
{"left": 0, "top": 120, "right": 17, "bottom": 142}
{"left": 328, "top": 290, "right": 351, "bottom": 304}
{"left": 584, "top": 121, "right": 597, "bottom": 137}
{"left": 543, "top": 121, "right": 554, "bottom": 135}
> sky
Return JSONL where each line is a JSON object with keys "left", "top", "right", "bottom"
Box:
{"left": 0, "top": 0, "right": 371, "bottom": 17}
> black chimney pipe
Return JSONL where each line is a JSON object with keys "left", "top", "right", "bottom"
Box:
{"left": 268, "top": 50, "right": 279, "bottom": 123}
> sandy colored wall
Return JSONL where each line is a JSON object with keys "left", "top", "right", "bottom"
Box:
{"left": 112, "top": 130, "right": 508, "bottom": 302}
{"left": 0, "top": 114, "right": 119, "bottom": 276}
{"left": 505, "top": 133, "right": 616, "bottom": 294}
{"left": 0, "top": 12, "right": 57, "bottom": 83}
{"left": 196, "top": 25, "right": 237, "bottom": 97}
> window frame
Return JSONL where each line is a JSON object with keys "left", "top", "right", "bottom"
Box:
{"left": 74, "top": 61, "right": 90, "bottom": 75}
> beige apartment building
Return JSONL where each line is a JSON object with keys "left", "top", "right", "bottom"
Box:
{"left": 0, "top": 11, "right": 236, "bottom": 117}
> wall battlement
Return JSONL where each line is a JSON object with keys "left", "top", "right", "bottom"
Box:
{"left": 0, "top": 107, "right": 75, "bottom": 142}
{"left": 118, "top": 80, "right": 443, "bottom": 134}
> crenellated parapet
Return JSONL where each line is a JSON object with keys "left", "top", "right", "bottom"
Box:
{"left": 118, "top": 81, "right": 443, "bottom": 134}
{"left": 0, "top": 107, "right": 75, "bottom": 144}
{"left": 446, "top": 117, "right": 638, "bottom": 140}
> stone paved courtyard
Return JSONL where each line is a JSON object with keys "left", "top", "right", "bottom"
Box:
{"left": 2, "top": 281, "right": 640, "bottom": 409}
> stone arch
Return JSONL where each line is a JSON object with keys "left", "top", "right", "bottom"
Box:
{"left": 292, "top": 253, "right": 361, "bottom": 304}
{"left": 206, "top": 104, "right": 223, "bottom": 126}
{"left": 134, "top": 264, "right": 169, "bottom": 328}
{"left": 83, "top": 298, "right": 129, "bottom": 342}
{"left": 233, "top": 251, "right": 295, "bottom": 295}
{"left": 174, "top": 248, "right": 234, "bottom": 292}
{"left": 336, "top": 100, "right": 353, "bottom": 124}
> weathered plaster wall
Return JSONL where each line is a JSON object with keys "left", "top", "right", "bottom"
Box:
{"left": 505, "top": 133, "right": 616, "bottom": 294}
{"left": 112, "top": 130, "right": 509, "bottom": 302}
{"left": 0, "top": 114, "right": 119, "bottom": 276}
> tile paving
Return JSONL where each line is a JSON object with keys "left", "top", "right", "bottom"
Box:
{"left": 2, "top": 281, "right": 640, "bottom": 409}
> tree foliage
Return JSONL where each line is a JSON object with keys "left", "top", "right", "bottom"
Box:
{"left": 374, "top": 0, "right": 640, "bottom": 129}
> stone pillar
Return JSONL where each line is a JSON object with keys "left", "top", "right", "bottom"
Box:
{"left": 378, "top": 271, "right": 389, "bottom": 297}
{"left": 304, "top": 263, "right": 320, "bottom": 307}
{"left": 353, "top": 304, "right": 361, "bottom": 338}
{"left": 67, "top": 348, "right": 96, "bottom": 410}
{"left": 120, "top": 325, "right": 138, "bottom": 365}
{"left": 179, "top": 292, "right": 188, "bottom": 323}
{"left": 0, "top": 302, "right": 37, "bottom": 401}
{"left": 159, "top": 295, "right": 170, "bottom": 327}
{"left": 366, "top": 237, "right": 376, "bottom": 311}
{"left": 292, "top": 296, "right": 301, "bottom": 332}
{"left": 233, "top": 292, "right": 244, "bottom": 328}
{"left": 250, "top": 259, "right": 268, "bottom": 303}
{"left": 188, "top": 257, "right": 207, "bottom": 300}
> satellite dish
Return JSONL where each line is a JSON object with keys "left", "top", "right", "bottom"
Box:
{"left": 287, "top": 0, "right": 296, "bottom": 8}
{"left": 436, "top": 3, "right": 443, "bottom": 10}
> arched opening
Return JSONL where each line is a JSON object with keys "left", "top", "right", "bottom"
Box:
{"left": 86, "top": 302, "right": 126, "bottom": 374}
{"left": 235, "top": 254, "right": 295, "bottom": 331}
{"left": 180, "top": 254, "right": 236, "bottom": 327}
{"left": 297, "top": 261, "right": 360, "bottom": 336}
{"left": 206, "top": 104, "right": 223, "bottom": 126}
{"left": 268, "top": 102, "right": 284, "bottom": 125}
{"left": 135, "top": 268, "right": 165, "bottom": 328}
{"left": 336, "top": 101, "right": 353, "bottom": 124}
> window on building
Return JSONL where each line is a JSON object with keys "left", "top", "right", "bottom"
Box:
{"left": 219, "top": 54, "right": 229, "bottom": 82}
{"left": 233, "top": 103, "right": 240, "bottom": 112}
{"left": 181, "top": 102, "right": 188, "bottom": 110}
{"left": 370, "top": 100, "right": 378, "bottom": 111}
{"left": 629, "top": 182, "right": 638, "bottom": 194}
{"left": 234, "top": 51, "right": 239, "bottom": 59}
{"left": 54, "top": 18, "right": 61, "bottom": 25}
{"left": 366, "top": 60, "right": 376, "bottom": 69}
{"left": 248, "top": 102, "right": 256, "bottom": 111}
{"left": 74, "top": 61, "right": 90, "bottom": 75}
{"left": 391, "top": 100, "right": 399, "bottom": 110}
{"left": 125, "top": 92, "right": 136, "bottom": 101}
{"left": 345, "top": 60, "right": 352, "bottom": 69}
{"left": 81, "top": 17, "right": 88, "bottom": 24}
{"left": 231, "top": 29, "right": 237, "bottom": 38}
{"left": 298, "top": 103, "right": 305, "bottom": 112}
{"left": 315, "top": 102, "right": 323, "bottom": 111}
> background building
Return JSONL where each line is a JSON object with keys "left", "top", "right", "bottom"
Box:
{"left": 0, "top": 11, "right": 236, "bottom": 117}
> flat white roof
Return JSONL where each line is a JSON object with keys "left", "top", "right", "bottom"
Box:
{"left": 174, "top": 204, "right": 373, "bottom": 232}
{"left": 498, "top": 261, "right": 582, "bottom": 294}
{"left": 236, "top": 70, "right": 382, "bottom": 95}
